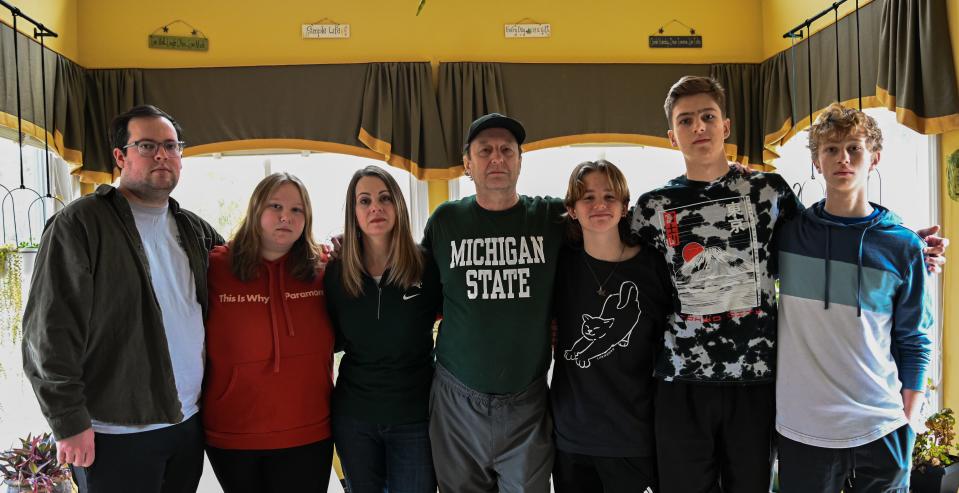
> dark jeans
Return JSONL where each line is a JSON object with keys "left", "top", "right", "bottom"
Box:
{"left": 778, "top": 424, "right": 915, "bottom": 493}
{"left": 552, "top": 449, "right": 656, "bottom": 493}
{"left": 206, "top": 438, "right": 333, "bottom": 493}
{"left": 71, "top": 414, "right": 204, "bottom": 493}
{"left": 332, "top": 414, "right": 436, "bottom": 493}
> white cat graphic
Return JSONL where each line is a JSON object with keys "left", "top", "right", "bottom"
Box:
{"left": 564, "top": 281, "right": 642, "bottom": 368}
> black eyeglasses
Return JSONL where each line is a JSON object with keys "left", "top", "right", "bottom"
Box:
{"left": 121, "top": 140, "right": 186, "bottom": 157}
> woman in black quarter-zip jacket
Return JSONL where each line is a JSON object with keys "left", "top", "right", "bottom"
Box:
{"left": 324, "top": 165, "right": 441, "bottom": 493}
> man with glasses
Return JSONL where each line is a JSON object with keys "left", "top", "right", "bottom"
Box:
{"left": 23, "top": 105, "right": 223, "bottom": 492}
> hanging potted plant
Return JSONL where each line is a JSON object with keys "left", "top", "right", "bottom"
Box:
{"left": 911, "top": 408, "right": 959, "bottom": 493}
{"left": 17, "top": 240, "right": 39, "bottom": 300}
{"left": 0, "top": 432, "right": 72, "bottom": 492}
{"left": 0, "top": 244, "right": 24, "bottom": 343}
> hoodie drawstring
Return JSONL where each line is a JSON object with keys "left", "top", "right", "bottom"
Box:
{"left": 819, "top": 204, "right": 879, "bottom": 319}
{"left": 855, "top": 228, "right": 868, "bottom": 318}
{"left": 266, "top": 259, "right": 297, "bottom": 373}
{"left": 267, "top": 262, "right": 282, "bottom": 373}
{"left": 278, "top": 270, "right": 296, "bottom": 337}
{"left": 823, "top": 227, "right": 831, "bottom": 310}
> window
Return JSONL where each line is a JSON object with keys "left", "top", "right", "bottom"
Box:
{"left": 174, "top": 151, "right": 429, "bottom": 243}
{"left": 0, "top": 136, "right": 67, "bottom": 246}
{"left": 0, "top": 133, "right": 75, "bottom": 449}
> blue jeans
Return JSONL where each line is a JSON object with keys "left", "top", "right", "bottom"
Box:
{"left": 332, "top": 414, "right": 436, "bottom": 493}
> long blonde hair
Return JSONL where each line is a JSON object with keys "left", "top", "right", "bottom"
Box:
{"left": 230, "top": 172, "right": 322, "bottom": 282}
{"left": 340, "top": 166, "right": 424, "bottom": 297}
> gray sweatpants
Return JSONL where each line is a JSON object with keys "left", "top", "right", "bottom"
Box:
{"left": 429, "top": 364, "right": 554, "bottom": 493}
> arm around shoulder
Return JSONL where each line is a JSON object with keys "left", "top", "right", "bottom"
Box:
{"left": 892, "top": 243, "right": 934, "bottom": 393}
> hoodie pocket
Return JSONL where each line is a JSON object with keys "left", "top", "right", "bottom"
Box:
{"left": 207, "top": 352, "right": 332, "bottom": 434}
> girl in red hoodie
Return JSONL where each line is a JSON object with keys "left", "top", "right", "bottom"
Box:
{"left": 203, "top": 172, "right": 334, "bottom": 492}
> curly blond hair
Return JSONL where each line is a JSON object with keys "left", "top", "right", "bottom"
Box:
{"left": 807, "top": 103, "right": 883, "bottom": 161}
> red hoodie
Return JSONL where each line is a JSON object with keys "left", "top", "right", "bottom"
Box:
{"left": 203, "top": 245, "right": 334, "bottom": 450}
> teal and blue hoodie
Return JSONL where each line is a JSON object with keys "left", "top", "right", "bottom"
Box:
{"left": 775, "top": 200, "right": 933, "bottom": 448}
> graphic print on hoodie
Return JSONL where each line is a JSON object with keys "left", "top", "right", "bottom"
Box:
{"left": 631, "top": 168, "right": 802, "bottom": 382}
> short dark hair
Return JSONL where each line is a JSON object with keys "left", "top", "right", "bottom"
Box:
{"left": 111, "top": 105, "right": 184, "bottom": 154}
{"left": 663, "top": 76, "right": 727, "bottom": 128}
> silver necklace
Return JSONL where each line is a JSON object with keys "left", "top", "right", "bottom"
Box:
{"left": 583, "top": 243, "right": 626, "bottom": 297}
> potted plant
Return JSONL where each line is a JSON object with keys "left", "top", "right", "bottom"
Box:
{"left": 0, "top": 243, "right": 24, "bottom": 343}
{"left": 912, "top": 408, "right": 959, "bottom": 493}
{"left": 0, "top": 432, "right": 72, "bottom": 492}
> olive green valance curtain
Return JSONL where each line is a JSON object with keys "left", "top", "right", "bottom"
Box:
{"left": 358, "top": 62, "right": 450, "bottom": 179}
{"left": 2, "top": 0, "right": 958, "bottom": 182}
{"left": 877, "top": 0, "right": 959, "bottom": 133}
{"left": 437, "top": 62, "right": 714, "bottom": 173}
{"left": 80, "top": 69, "right": 144, "bottom": 182}
{"left": 756, "top": 0, "right": 959, "bottom": 160}
{"left": 141, "top": 63, "right": 368, "bottom": 155}
{"left": 0, "top": 21, "right": 58, "bottom": 156}
{"left": 435, "top": 0, "right": 959, "bottom": 170}
{"left": 499, "top": 63, "right": 708, "bottom": 150}
{"left": 755, "top": 0, "right": 885, "bottom": 159}
{"left": 2, "top": 30, "right": 452, "bottom": 183}
{"left": 438, "top": 62, "right": 507, "bottom": 168}
{"left": 709, "top": 63, "right": 764, "bottom": 165}
{"left": 53, "top": 56, "right": 86, "bottom": 165}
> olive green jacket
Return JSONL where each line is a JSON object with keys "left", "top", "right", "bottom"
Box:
{"left": 22, "top": 185, "right": 223, "bottom": 439}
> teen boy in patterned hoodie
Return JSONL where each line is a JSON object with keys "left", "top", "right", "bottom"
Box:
{"left": 631, "top": 75, "right": 800, "bottom": 493}
{"left": 775, "top": 103, "right": 932, "bottom": 492}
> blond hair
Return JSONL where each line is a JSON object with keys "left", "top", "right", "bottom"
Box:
{"left": 808, "top": 102, "right": 883, "bottom": 160}
{"left": 230, "top": 172, "right": 322, "bottom": 282}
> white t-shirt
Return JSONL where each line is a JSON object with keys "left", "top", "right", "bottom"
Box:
{"left": 92, "top": 201, "right": 205, "bottom": 434}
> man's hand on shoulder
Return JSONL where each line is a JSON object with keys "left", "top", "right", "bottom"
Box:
{"left": 917, "top": 225, "right": 949, "bottom": 274}
{"left": 57, "top": 427, "right": 95, "bottom": 467}
{"left": 328, "top": 234, "right": 343, "bottom": 261}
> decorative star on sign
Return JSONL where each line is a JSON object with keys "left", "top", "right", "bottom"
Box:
{"left": 191, "top": 30, "right": 197, "bottom": 36}
{"left": 162, "top": 26, "right": 169, "bottom": 33}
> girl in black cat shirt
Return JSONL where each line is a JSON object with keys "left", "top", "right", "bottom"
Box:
{"left": 550, "top": 160, "right": 673, "bottom": 493}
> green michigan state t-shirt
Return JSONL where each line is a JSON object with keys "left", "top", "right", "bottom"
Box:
{"left": 423, "top": 195, "right": 565, "bottom": 394}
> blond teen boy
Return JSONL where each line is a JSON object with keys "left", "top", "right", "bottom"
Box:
{"left": 775, "top": 103, "right": 931, "bottom": 492}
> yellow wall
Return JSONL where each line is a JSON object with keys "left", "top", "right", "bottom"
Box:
{"left": 75, "top": 0, "right": 763, "bottom": 68}
{"left": 941, "top": 0, "right": 959, "bottom": 414}
{"left": 0, "top": 0, "right": 79, "bottom": 61}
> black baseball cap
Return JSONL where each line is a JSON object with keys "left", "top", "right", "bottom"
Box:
{"left": 463, "top": 113, "right": 526, "bottom": 153}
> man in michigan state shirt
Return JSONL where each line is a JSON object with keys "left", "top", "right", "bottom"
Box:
{"left": 423, "top": 113, "right": 564, "bottom": 492}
